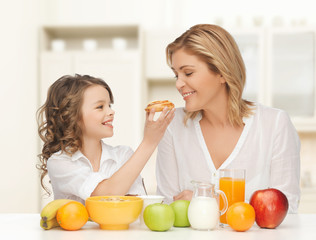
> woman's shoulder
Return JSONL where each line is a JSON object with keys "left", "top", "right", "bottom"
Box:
{"left": 165, "top": 107, "right": 199, "bottom": 137}
{"left": 256, "top": 103, "right": 288, "bottom": 117}
{"left": 254, "top": 103, "right": 292, "bottom": 126}
{"left": 171, "top": 107, "right": 188, "bottom": 123}
{"left": 167, "top": 107, "right": 186, "bottom": 129}
{"left": 174, "top": 107, "right": 186, "bottom": 116}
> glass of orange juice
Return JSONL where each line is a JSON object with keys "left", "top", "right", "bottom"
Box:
{"left": 219, "top": 169, "right": 246, "bottom": 224}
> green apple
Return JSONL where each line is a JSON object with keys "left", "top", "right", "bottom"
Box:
{"left": 170, "top": 200, "right": 191, "bottom": 227}
{"left": 143, "top": 203, "right": 175, "bottom": 231}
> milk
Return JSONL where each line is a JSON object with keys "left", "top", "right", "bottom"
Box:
{"left": 188, "top": 196, "right": 220, "bottom": 230}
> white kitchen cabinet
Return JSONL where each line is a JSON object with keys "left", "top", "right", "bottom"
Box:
{"left": 270, "top": 31, "right": 314, "bottom": 117}
{"left": 144, "top": 29, "right": 186, "bottom": 80}
{"left": 39, "top": 52, "right": 73, "bottom": 103}
{"left": 267, "top": 29, "right": 316, "bottom": 131}
{"left": 232, "top": 29, "right": 265, "bottom": 104}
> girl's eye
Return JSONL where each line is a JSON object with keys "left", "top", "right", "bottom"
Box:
{"left": 97, "top": 105, "right": 103, "bottom": 109}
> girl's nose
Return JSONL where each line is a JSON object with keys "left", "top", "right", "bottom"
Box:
{"left": 108, "top": 108, "right": 115, "bottom": 116}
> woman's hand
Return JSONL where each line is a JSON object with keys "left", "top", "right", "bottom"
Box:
{"left": 173, "top": 190, "right": 193, "bottom": 201}
{"left": 143, "top": 107, "right": 175, "bottom": 145}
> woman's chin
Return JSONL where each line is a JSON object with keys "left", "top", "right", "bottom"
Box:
{"left": 184, "top": 104, "right": 200, "bottom": 113}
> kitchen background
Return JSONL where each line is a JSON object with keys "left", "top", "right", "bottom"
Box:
{"left": 1, "top": 0, "right": 315, "bottom": 213}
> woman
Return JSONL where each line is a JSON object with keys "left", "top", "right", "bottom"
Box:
{"left": 156, "top": 24, "right": 300, "bottom": 213}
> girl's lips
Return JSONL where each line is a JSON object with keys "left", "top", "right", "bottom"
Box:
{"left": 102, "top": 120, "right": 113, "bottom": 128}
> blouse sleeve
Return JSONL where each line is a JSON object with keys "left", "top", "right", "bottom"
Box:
{"left": 118, "top": 146, "right": 146, "bottom": 195}
{"left": 270, "top": 110, "right": 301, "bottom": 213}
{"left": 156, "top": 126, "right": 181, "bottom": 203}
{"left": 47, "top": 156, "right": 108, "bottom": 201}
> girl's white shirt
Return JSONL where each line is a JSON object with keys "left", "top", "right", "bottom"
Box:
{"left": 47, "top": 141, "right": 145, "bottom": 204}
{"left": 156, "top": 104, "right": 301, "bottom": 213}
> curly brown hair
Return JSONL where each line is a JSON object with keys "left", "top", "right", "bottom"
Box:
{"left": 37, "top": 74, "right": 114, "bottom": 195}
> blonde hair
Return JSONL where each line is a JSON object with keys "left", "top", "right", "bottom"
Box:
{"left": 166, "top": 24, "right": 253, "bottom": 126}
{"left": 37, "top": 74, "right": 113, "bottom": 195}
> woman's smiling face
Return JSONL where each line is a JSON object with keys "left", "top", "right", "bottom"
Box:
{"left": 171, "top": 49, "right": 226, "bottom": 112}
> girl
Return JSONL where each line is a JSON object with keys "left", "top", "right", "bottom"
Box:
{"left": 37, "top": 74, "right": 175, "bottom": 204}
{"left": 156, "top": 24, "right": 300, "bottom": 213}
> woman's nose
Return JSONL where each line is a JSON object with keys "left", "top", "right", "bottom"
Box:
{"left": 176, "top": 78, "right": 185, "bottom": 90}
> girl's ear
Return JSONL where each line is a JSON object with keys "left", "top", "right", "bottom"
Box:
{"left": 77, "top": 115, "right": 84, "bottom": 129}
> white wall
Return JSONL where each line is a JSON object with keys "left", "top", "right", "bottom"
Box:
{"left": 38, "top": 0, "right": 316, "bottom": 29}
{"left": 1, "top": 0, "right": 316, "bottom": 213}
{"left": 0, "top": 0, "right": 40, "bottom": 212}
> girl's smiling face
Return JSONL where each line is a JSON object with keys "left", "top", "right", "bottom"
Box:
{"left": 80, "top": 84, "right": 115, "bottom": 141}
{"left": 171, "top": 49, "right": 226, "bottom": 112}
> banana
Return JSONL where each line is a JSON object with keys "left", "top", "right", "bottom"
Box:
{"left": 40, "top": 218, "right": 59, "bottom": 230}
{"left": 41, "top": 199, "right": 75, "bottom": 221}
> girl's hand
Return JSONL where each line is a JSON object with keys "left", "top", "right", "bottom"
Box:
{"left": 143, "top": 107, "right": 175, "bottom": 145}
{"left": 173, "top": 190, "right": 193, "bottom": 201}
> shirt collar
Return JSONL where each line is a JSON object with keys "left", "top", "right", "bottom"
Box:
{"left": 71, "top": 150, "right": 85, "bottom": 161}
{"left": 70, "top": 141, "right": 117, "bottom": 163}
{"left": 193, "top": 103, "right": 257, "bottom": 125}
{"left": 100, "top": 141, "right": 118, "bottom": 164}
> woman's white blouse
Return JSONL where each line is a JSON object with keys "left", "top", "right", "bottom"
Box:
{"left": 156, "top": 104, "right": 301, "bottom": 213}
{"left": 47, "top": 141, "right": 145, "bottom": 204}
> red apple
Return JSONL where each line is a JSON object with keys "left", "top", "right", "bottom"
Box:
{"left": 249, "top": 188, "right": 289, "bottom": 229}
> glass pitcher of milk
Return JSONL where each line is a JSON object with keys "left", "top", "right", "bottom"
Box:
{"left": 188, "top": 180, "right": 228, "bottom": 230}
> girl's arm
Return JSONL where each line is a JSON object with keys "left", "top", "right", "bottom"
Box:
{"left": 91, "top": 107, "right": 175, "bottom": 196}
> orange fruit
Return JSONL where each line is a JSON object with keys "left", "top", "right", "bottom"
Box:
{"left": 226, "top": 202, "right": 255, "bottom": 232}
{"left": 56, "top": 201, "right": 89, "bottom": 231}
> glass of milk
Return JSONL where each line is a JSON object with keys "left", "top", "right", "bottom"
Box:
{"left": 188, "top": 180, "right": 228, "bottom": 230}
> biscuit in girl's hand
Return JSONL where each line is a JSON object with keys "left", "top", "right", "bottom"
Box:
{"left": 145, "top": 100, "right": 175, "bottom": 112}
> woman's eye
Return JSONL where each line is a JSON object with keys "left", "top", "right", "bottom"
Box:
{"left": 185, "top": 72, "right": 193, "bottom": 77}
{"left": 173, "top": 75, "right": 178, "bottom": 80}
{"left": 97, "top": 105, "right": 103, "bottom": 109}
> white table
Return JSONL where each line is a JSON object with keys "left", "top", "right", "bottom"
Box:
{"left": 1, "top": 214, "right": 315, "bottom": 240}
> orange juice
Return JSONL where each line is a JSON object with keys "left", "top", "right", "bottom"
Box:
{"left": 219, "top": 177, "right": 245, "bottom": 224}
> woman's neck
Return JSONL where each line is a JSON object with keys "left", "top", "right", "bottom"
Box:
{"left": 201, "top": 92, "right": 230, "bottom": 127}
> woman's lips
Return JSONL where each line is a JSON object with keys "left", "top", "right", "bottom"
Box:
{"left": 182, "top": 91, "right": 196, "bottom": 100}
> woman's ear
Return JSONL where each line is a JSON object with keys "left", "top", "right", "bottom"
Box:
{"left": 219, "top": 74, "right": 226, "bottom": 84}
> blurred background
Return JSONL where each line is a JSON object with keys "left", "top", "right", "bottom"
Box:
{"left": 1, "top": 0, "right": 316, "bottom": 213}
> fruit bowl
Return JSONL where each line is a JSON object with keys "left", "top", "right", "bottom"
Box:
{"left": 85, "top": 196, "right": 143, "bottom": 230}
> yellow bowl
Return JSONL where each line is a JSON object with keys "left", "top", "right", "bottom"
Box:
{"left": 85, "top": 196, "right": 143, "bottom": 230}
